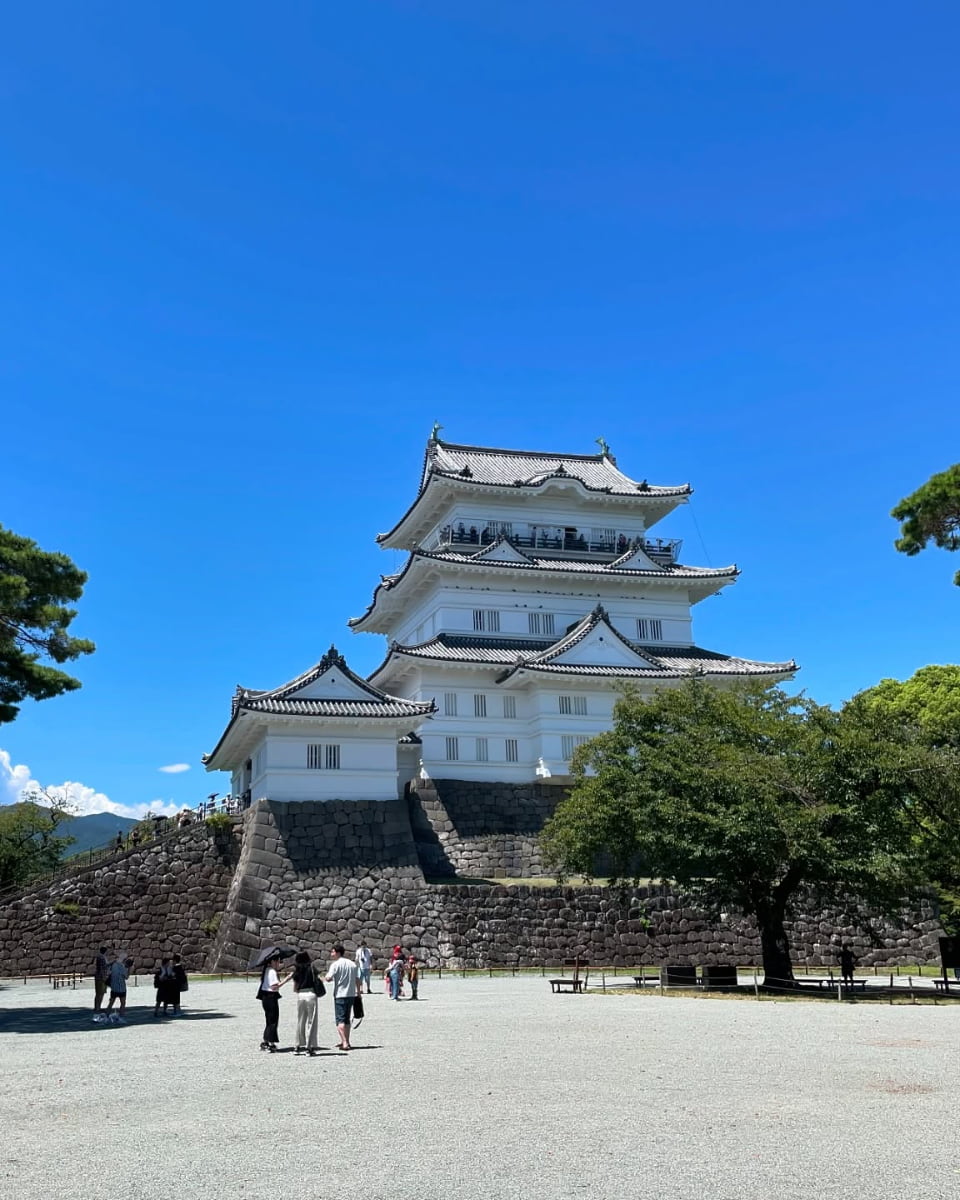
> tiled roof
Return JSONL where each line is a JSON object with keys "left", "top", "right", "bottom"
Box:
{"left": 375, "top": 630, "right": 796, "bottom": 680}
{"left": 203, "top": 645, "right": 435, "bottom": 768}
{"left": 349, "top": 549, "right": 735, "bottom": 631}
{"left": 420, "top": 548, "right": 735, "bottom": 579}
{"left": 425, "top": 440, "right": 690, "bottom": 497}
{"left": 242, "top": 696, "right": 434, "bottom": 718}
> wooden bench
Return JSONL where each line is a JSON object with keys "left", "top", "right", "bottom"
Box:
{"left": 932, "top": 978, "right": 959, "bottom": 992}
{"left": 50, "top": 973, "right": 81, "bottom": 989}
{"left": 549, "top": 958, "right": 589, "bottom": 994}
{"left": 798, "top": 976, "right": 867, "bottom": 991}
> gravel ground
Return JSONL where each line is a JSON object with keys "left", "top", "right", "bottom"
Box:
{"left": 1, "top": 974, "right": 958, "bottom": 1200}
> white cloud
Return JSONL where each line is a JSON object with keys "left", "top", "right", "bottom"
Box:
{"left": 158, "top": 763, "right": 191, "bottom": 774}
{"left": 0, "top": 749, "right": 179, "bottom": 820}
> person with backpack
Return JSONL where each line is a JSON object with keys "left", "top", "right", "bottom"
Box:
{"left": 290, "top": 951, "right": 325, "bottom": 1056}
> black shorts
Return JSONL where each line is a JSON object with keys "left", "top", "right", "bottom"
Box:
{"left": 334, "top": 997, "right": 353, "bottom": 1026}
{"left": 109, "top": 990, "right": 126, "bottom": 1001}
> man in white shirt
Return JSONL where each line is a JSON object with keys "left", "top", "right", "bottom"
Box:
{"left": 105, "top": 956, "right": 132, "bottom": 1023}
{"left": 325, "top": 944, "right": 360, "bottom": 1051}
{"left": 355, "top": 941, "right": 373, "bottom": 994}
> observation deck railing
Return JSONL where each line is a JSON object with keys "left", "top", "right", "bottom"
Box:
{"left": 425, "top": 527, "right": 680, "bottom": 565}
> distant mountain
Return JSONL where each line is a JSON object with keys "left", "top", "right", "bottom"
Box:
{"left": 63, "top": 812, "right": 138, "bottom": 856}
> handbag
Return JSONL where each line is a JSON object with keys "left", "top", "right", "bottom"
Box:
{"left": 352, "top": 994, "right": 364, "bottom": 1020}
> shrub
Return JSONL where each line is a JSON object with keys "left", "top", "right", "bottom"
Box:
{"left": 200, "top": 911, "right": 222, "bottom": 936}
{"left": 205, "top": 813, "right": 233, "bottom": 834}
{"left": 52, "top": 900, "right": 81, "bottom": 917}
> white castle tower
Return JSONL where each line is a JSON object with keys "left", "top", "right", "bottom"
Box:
{"left": 350, "top": 432, "right": 795, "bottom": 788}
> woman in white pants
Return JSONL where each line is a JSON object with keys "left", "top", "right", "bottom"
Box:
{"left": 291, "top": 951, "right": 323, "bottom": 1056}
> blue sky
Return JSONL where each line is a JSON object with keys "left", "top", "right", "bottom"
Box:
{"left": 2, "top": 3, "right": 958, "bottom": 818}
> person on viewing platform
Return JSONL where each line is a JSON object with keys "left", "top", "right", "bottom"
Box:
{"left": 355, "top": 941, "right": 373, "bottom": 994}
{"left": 324, "top": 944, "right": 360, "bottom": 1051}
{"left": 93, "top": 945, "right": 111, "bottom": 1016}
{"left": 257, "top": 953, "right": 282, "bottom": 1052}
{"left": 114, "top": 832, "right": 123, "bottom": 852}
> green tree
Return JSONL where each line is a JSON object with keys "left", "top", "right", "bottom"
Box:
{"left": 891, "top": 464, "right": 960, "bottom": 585}
{"left": 541, "top": 681, "right": 958, "bottom": 984}
{"left": 0, "top": 524, "right": 95, "bottom": 724}
{"left": 855, "top": 664, "right": 960, "bottom": 749}
{"left": 0, "top": 794, "right": 75, "bottom": 891}
{"left": 854, "top": 666, "right": 960, "bottom": 930}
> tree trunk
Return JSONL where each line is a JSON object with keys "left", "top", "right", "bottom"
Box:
{"left": 756, "top": 905, "right": 796, "bottom": 988}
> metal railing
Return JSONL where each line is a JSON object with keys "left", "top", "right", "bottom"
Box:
{"left": 424, "top": 526, "right": 681, "bottom": 563}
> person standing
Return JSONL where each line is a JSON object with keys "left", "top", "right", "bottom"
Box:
{"left": 105, "top": 957, "right": 133, "bottom": 1023}
{"left": 93, "top": 946, "right": 111, "bottom": 1019}
{"left": 258, "top": 953, "right": 282, "bottom": 1052}
{"left": 355, "top": 941, "right": 373, "bottom": 994}
{"left": 387, "top": 953, "right": 405, "bottom": 1002}
{"left": 406, "top": 955, "right": 419, "bottom": 1001}
{"left": 324, "top": 944, "right": 360, "bottom": 1051}
{"left": 839, "top": 944, "right": 856, "bottom": 988}
{"left": 172, "top": 954, "right": 188, "bottom": 1015}
{"left": 154, "top": 958, "right": 177, "bottom": 1017}
{"left": 290, "top": 951, "right": 324, "bottom": 1056}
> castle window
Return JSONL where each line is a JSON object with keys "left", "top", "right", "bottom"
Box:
{"left": 307, "top": 743, "right": 340, "bottom": 770}
{"left": 559, "top": 695, "right": 587, "bottom": 716}
{"left": 505, "top": 738, "right": 518, "bottom": 763}
{"left": 474, "top": 693, "right": 487, "bottom": 718}
{"left": 253, "top": 747, "right": 265, "bottom": 778}
{"left": 445, "top": 737, "right": 459, "bottom": 761}
{"left": 502, "top": 695, "right": 517, "bottom": 719}
{"left": 443, "top": 693, "right": 458, "bottom": 717}
{"left": 637, "top": 618, "right": 663, "bottom": 641}
{"left": 473, "top": 609, "right": 500, "bottom": 632}
{"left": 528, "top": 612, "right": 555, "bottom": 636}
{"left": 475, "top": 737, "right": 489, "bottom": 762}
{"left": 561, "top": 735, "right": 589, "bottom": 761}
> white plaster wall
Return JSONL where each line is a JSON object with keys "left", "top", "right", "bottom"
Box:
{"left": 252, "top": 727, "right": 400, "bottom": 802}
{"left": 390, "top": 581, "right": 694, "bottom": 647}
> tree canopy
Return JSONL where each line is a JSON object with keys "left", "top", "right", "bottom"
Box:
{"left": 0, "top": 796, "right": 75, "bottom": 891}
{"left": 855, "top": 664, "right": 960, "bottom": 749}
{"left": 891, "top": 463, "right": 960, "bottom": 585}
{"left": 541, "top": 680, "right": 960, "bottom": 984}
{"left": 0, "top": 523, "right": 95, "bottom": 724}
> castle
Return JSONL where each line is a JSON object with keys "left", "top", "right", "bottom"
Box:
{"left": 203, "top": 433, "right": 796, "bottom": 802}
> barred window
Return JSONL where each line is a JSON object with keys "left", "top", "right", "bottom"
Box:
{"left": 503, "top": 695, "right": 517, "bottom": 719}
{"left": 443, "top": 693, "right": 458, "bottom": 717}
{"left": 445, "top": 737, "right": 459, "bottom": 762}
{"left": 307, "top": 743, "right": 340, "bottom": 770}
{"left": 474, "top": 693, "right": 487, "bottom": 717}
{"left": 528, "top": 612, "right": 555, "bottom": 636}
{"left": 559, "top": 695, "right": 587, "bottom": 716}
{"left": 475, "top": 737, "right": 489, "bottom": 762}
{"left": 637, "top": 618, "right": 663, "bottom": 641}
{"left": 472, "top": 609, "right": 500, "bottom": 632}
{"left": 505, "top": 738, "right": 519, "bottom": 763}
{"left": 561, "top": 735, "right": 589, "bottom": 761}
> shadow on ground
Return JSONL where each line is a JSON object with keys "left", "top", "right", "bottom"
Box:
{"left": 0, "top": 1007, "right": 237, "bottom": 1034}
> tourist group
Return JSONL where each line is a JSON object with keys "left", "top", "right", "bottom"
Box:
{"left": 256, "top": 940, "right": 420, "bottom": 1056}
{"left": 91, "top": 945, "right": 189, "bottom": 1024}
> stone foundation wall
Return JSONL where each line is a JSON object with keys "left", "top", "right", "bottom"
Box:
{"left": 0, "top": 797, "right": 946, "bottom": 976}
{"left": 407, "top": 779, "right": 568, "bottom": 877}
{"left": 0, "top": 822, "right": 241, "bottom": 976}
